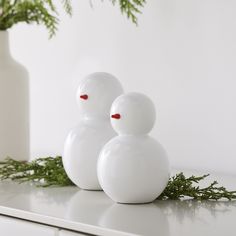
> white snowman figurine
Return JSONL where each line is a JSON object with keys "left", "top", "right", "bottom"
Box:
{"left": 63, "top": 72, "right": 123, "bottom": 190}
{"left": 97, "top": 92, "right": 170, "bottom": 203}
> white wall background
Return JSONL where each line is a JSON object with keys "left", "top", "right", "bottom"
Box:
{"left": 9, "top": 0, "right": 236, "bottom": 174}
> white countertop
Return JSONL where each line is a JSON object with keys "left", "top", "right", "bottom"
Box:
{"left": 0, "top": 170, "right": 236, "bottom": 236}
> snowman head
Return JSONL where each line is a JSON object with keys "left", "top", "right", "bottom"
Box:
{"left": 110, "top": 92, "right": 156, "bottom": 135}
{"left": 77, "top": 72, "right": 123, "bottom": 119}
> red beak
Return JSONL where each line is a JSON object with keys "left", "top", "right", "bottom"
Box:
{"left": 80, "top": 94, "right": 88, "bottom": 100}
{"left": 111, "top": 114, "right": 121, "bottom": 119}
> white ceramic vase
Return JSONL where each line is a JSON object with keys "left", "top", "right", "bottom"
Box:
{"left": 97, "top": 92, "right": 170, "bottom": 204}
{"left": 0, "top": 31, "right": 29, "bottom": 161}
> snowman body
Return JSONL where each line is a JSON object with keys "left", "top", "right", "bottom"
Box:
{"left": 63, "top": 119, "right": 116, "bottom": 190}
{"left": 97, "top": 92, "right": 170, "bottom": 203}
{"left": 63, "top": 72, "right": 123, "bottom": 190}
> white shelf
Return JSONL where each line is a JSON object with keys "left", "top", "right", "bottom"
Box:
{"left": 0, "top": 170, "right": 235, "bottom": 236}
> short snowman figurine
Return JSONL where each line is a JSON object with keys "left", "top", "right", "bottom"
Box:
{"left": 63, "top": 72, "right": 123, "bottom": 190}
{"left": 97, "top": 92, "right": 170, "bottom": 203}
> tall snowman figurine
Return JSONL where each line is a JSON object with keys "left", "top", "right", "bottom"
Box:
{"left": 98, "top": 92, "right": 170, "bottom": 203}
{"left": 63, "top": 72, "right": 123, "bottom": 190}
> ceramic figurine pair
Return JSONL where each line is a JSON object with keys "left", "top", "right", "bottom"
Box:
{"left": 63, "top": 72, "right": 170, "bottom": 204}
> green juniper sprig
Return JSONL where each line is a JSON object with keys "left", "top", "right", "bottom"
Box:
{"left": 0, "top": 156, "right": 74, "bottom": 187}
{"left": 112, "top": 0, "right": 146, "bottom": 24}
{"left": 158, "top": 172, "right": 236, "bottom": 201}
{"left": 0, "top": 0, "right": 72, "bottom": 37}
{"left": 0, "top": 0, "right": 146, "bottom": 38}
{"left": 0, "top": 156, "right": 236, "bottom": 201}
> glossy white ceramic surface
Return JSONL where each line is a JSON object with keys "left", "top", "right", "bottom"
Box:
{"left": 98, "top": 92, "right": 169, "bottom": 203}
{"left": 0, "top": 170, "right": 236, "bottom": 236}
{"left": 98, "top": 135, "right": 170, "bottom": 203}
{"left": 110, "top": 92, "right": 156, "bottom": 135}
{"left": 63, "top": 119, "right": 117, "bottom": 190}
{"left": 0, "top": 31, "right": 29, "bottom": 161}
{"left": 76, "top": 72, "right": 124, "bottom": 120}
{"left": 63, "top": 73, "right": 123, "bottom": 190}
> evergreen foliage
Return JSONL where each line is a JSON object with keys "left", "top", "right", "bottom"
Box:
{"left": 0, "top": 156, "right": 73, "bottom": 187}
{"left": 113, "top": 0, "right": 146, "bottom": 24}
{"left": 0, "top": 156, "right": 236, "bottom": 201}
{"left": 0, "top": 0, "right": 72, "bottom": 37}
{"left": 0, "top": 0, "right": 145, "bottom": 37}
{"left": 158, "top": 172, "right": 236, "bottom": 201}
